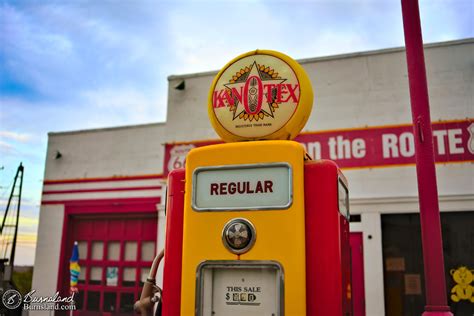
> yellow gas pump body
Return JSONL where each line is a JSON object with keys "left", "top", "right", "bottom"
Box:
{"left": 180, "top": 140, "right": 307, "bottom": 315}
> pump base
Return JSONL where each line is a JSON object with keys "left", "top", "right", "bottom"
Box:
{"left": 422, "top": 305, "right": 453, "bottom": 316}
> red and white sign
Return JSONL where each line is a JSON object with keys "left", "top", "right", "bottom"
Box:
{"left": 164, "top": 120, "right": 474, "bottom": 175}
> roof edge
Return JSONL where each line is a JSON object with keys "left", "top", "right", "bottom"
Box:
{"left": 48, "top": 121, "right": 166, "bottom": 136}
{"left": 167, "top": 38, "right": 474, "bottom": 81}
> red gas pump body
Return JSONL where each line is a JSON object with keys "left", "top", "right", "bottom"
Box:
{"left": 162, "top": 168, "right": 185, "bottom": 316}
{"left": 305, "top": 160, "right": 352, "bottom": 316}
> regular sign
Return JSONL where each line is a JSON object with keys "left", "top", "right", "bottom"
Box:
{"left": 192, "top": 163, "right": 292, "bottom": 211}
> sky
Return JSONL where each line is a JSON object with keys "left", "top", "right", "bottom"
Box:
{"left": 0, "top": 0, "right": 473, "bottom": 266}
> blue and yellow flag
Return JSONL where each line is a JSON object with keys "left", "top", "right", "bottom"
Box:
{"left": 70, "top": 241, "right": 81, "bottom": 291}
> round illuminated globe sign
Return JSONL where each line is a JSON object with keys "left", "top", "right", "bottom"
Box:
{"left": 208, "top": 50, "right": 314, "bottom": 142}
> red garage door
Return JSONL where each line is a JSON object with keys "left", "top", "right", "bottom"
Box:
{"left": 58, "top": 201, "right": 158, "bottom": 316}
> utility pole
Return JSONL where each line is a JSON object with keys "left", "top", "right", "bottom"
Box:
{"left": 400, "top": 1, "right": 452, "bottom": 315}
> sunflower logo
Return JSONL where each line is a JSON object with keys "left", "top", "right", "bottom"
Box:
{"left": 223, "top": 61, "right": 286, "bottom": 122}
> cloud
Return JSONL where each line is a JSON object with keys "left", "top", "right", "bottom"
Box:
{"left": 0, "top": 199, "right": 39, "bottom": 207}
{"left": 0, "top": 141, "right": 15, "bottom": 153}
{"left": 0, "top": 215, "right": 39, "bottom": 247}
{"left": 419, "top": 0, "right": 474, "bottom": 41}
{"left": 303, "top": 29, "right": 377, "bottom": 58}
{"left": 1, "top": 2, "right": 168, "bottom": 102}
{"left": 17, "top": 233, "right": 37, "bottom": 246}
{"left": 163, "top": 1, "right": 405, "bottom": 75}
{"left": 19, "top": 216, "right": 39, "bottom": 228}
{"left": 164, "top": 0, "right": 472, "bottom": 77}
{"left": 165, "top": 1, "right": 291, "bottom": 74}
{"left": 80, "top": 87, "right": 167, "bottom": 125}
{"left": 83, "top": 87, "right": 155, "bottom": 110}
{"left": 0, "top": 232, "right": 38, "bottom": 261}
{"left": 1, "top": 4, "right": 78, "bottom": 98}
{"left": 0, "top": 131, "right": 33, "bottom": 143}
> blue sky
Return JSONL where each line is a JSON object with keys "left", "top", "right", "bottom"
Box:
{"left": 0, "top": 0, "right": 473, "bottom": 265}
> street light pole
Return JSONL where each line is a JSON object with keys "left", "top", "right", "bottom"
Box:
{"left": 400, "top": 0, "right": 452, "bottom": 315}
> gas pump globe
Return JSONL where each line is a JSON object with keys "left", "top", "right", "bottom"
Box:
{"left": 142, "top": 50, "right": 353, "bottom": 316}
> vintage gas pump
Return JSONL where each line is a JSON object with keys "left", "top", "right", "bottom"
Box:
{"left": 157, "top": 50, "right": 352, "bottom": 316}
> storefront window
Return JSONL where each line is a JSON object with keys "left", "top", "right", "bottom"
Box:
{"left": 382, "top": 212, "right": 474, "bottom": 316}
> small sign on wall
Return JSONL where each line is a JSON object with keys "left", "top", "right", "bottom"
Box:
{"left": 404, "top": 274, "right": 422, "bottom": 295}
{"left": 106, "top": 267, "right": 118, "bottom": 286}
{"left": 386, "top": 257, "right": 406, "bottom": 272}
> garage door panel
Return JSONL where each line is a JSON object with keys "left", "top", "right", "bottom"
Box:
{"left": 59, "top": 204, "right": 158, "bottom": 315}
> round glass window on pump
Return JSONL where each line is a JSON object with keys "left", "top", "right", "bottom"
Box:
{"left": 222, "top": 218, "right": 256, "bottom": 254}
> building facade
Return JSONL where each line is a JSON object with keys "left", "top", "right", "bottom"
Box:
{"left": 32, "top": 39, "right": 474, "bottom": 315}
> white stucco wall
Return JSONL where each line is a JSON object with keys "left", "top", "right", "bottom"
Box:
{"left": 44, "top": 123, "right": 166, "bottom": 180}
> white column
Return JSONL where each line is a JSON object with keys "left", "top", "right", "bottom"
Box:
{"left": 361, "top": 212, "right": 385, "bottom": 316}
{"left": 155, "top": 184, "right": 167, "bottom": 288}
{"left": 30, "top": 204, "right": 65, "bottom": 316}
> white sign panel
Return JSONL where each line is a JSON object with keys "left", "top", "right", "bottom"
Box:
{"left": 192, "top": 163, "right": 292, "bottom": 211}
